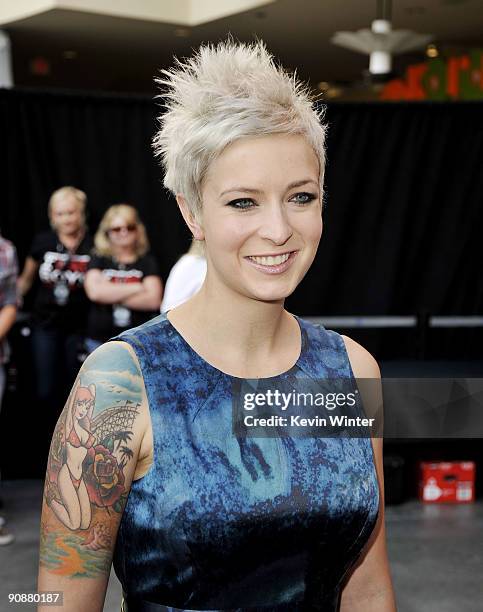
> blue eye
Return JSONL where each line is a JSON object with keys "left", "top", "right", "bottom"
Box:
{"left": 227, "top": 198, "right": 256, "bottom": 210}
{"left": 291, "top": 192, "right": 317, "bottom": 205}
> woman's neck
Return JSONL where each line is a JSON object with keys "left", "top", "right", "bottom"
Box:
{"left": 167, "top": 276, "right": 300, "bottom": 379}
{"left": 57, "top": 228, "right": 84, "bottom": 251}
{"left": 112, "top": 246, "right": 137, "bottom": 264}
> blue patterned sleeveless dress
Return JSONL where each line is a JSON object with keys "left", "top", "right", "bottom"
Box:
{"left": 112, "top": 312, "right": 379, "bottom": 612}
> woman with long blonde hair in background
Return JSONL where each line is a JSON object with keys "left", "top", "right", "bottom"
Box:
{"left": 84, "top": 204, "right": 162, "bottom": 352}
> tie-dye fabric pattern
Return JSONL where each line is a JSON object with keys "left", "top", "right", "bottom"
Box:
{"left": 112, "top": 313, "right": 379, "bottom": 612}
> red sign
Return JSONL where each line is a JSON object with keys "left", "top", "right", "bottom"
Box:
{"left": 381, "top": 50, "right": 483, "bottom": 100}
{"left": 419, "top": 461, "right": 475, "bottom": 503}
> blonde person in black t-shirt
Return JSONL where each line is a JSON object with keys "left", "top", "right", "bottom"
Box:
{"left": 84, "top": 204, "right": 162, "bottom": 352}
{"left": 17, "top": 186, "right": 93, "bottom": 449}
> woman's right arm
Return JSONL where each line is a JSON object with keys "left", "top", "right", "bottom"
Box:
{"left": 38, "top": 341, "right": 150, "bottom": 611}
{"left": 84, "top": 268, "right": 143, "bottom": 304}
{"left": 17, "top": 256, "right": 39, "bottom": 296}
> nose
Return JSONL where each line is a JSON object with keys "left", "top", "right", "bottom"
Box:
{"left": 258, "top": 201, "right": 293, "bottom": 245}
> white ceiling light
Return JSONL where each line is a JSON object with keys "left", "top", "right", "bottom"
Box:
{"left": 331, "top": 0, "right": 433, "bottom": 76}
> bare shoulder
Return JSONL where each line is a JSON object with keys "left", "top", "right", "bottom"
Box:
{"left": 38, "top": 339, "right": 150, "bottom": 601}
{"left": 82, "top": 340, "right": 152, "bottom": 462}
{"left": 88, "top": 339, "right": 143, "bottom": 376}
{"left": 340, "top": 334, "right": 381, "bottom": 379}
{"left": 80, "top": 340, "right": 150, "bottom": 425}
{"left": 86, "top": 338, "right": 139, "bottom": 362}
{"left": 83, "top": 339, "right": 148, "bottom": 398}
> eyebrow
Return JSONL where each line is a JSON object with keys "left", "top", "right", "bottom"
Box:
{"left": 219, "top": 179, "right": 319, "bottom": 198}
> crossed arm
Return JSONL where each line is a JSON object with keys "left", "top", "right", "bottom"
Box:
{"left": 38, "top": 342, "right": 150, "bottom": 611}
{"left": 84, "top": 269, "right": 162, "bottom": 310}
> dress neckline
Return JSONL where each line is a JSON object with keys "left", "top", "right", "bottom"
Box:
{"left": 164, "top": 311, "right": 307, "bottom": 381}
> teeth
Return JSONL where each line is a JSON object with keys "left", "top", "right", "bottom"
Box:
{"left": 248, "top": 253, "right": 291, "bottom": 266}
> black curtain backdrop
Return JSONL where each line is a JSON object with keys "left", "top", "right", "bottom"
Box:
{"left": 2, "top": 89, "right": 483, "bottom": 478}
{"left": 1, "top": 88, "right": 190, "bottom": 283}
{"left": 1, "top": 89, "right": 483, "bottom": 355}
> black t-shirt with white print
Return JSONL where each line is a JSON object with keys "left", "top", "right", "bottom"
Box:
{"left": 29, "top": 230, "right": 93, "bottom": 332}
{"left": 86, "top": 254, "right": 160, "bottom": 342}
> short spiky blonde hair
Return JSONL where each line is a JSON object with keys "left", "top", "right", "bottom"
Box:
{"left": 153, "top": 38, "right": 326, "bottom": 217}
{"left": 94, "top": 204, "right": 150, "bottom": 258}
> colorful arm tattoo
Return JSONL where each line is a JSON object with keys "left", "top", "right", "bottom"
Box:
{"left": 39, "top": 342, "right": 143, "bottom": 578}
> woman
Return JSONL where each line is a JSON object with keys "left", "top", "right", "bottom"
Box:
{"left": 84, "top": 204, "right": 162, "bottom": 351}
{"left": 45, "top": 380, "right": 96, "bottom": 531}
{"left": 18, "top": 186, "right": 93, "bottom": 446}
{"left": 39, "top": 40, "right": 396, "bottom": 611}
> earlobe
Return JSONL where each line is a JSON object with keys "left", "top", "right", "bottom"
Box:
{"left": 176, "top": 194, "right": 205, "bottom": 241}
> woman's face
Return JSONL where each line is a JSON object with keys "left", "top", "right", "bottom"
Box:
{"left": 74, "top": 398, "right": 91, "bottom": 420}
{"left": 50, "top": 196, "right": 84, "bottom": 235}
{"left": 198, "top": 133, "right": 322, "bottom": 303}
{"left": 106, "top": 214, "right": 138, "bottom": 250}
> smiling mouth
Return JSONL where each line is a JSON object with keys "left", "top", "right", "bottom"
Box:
{"left": 244, "top": 250, "right": 299, "bottom": 274}
{"left": 247, "top": 252, "right": 292, "bottom": 266}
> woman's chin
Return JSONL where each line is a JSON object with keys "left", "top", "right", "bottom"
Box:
{"left": 243, "top": 281, "right": 298, "bottom": 303}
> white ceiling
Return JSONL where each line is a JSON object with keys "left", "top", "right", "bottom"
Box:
{"left": 0, "top": 0, "right": 277, "bottom": 27}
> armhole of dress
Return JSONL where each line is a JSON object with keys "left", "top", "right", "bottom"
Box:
{"left": 110, "top": 336, "right": 156, "bottom": 483}
{"left": 327, "top": 328, "right": 382, "bottom": 599}
{"left": 330, "top": 330, "right": 357, "bottom": 381}
{"left": 330, "top": 330, "right": 382, "bottom": 519}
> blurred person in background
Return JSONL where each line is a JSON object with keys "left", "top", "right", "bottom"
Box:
{"left": 0, "top": 230, "right": 19, "bottom": 545}
{"left": 161, "top": 239, "right": 206, "bottom": 312}
{"left": 17, "top": 187, "right": 93, "bottom": 454}
{"left": 84, "top": 204, "right": 162, "bottom": 351}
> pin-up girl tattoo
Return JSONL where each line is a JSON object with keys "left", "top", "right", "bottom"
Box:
{"left": 46, "top": 380, "right": 96, "bottom": 530}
